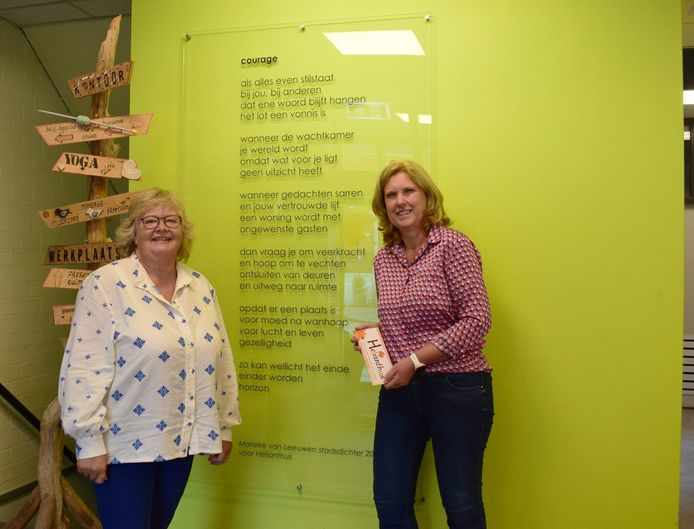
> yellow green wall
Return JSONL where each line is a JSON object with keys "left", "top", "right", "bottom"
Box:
{"left": 130, "top": 1, "right": 683, "bottom": 528}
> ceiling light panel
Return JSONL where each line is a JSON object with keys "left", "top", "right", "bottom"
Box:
{"left": 324, "top": 30, "right": 425, "bottom": 56}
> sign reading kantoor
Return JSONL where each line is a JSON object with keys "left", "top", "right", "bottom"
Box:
{"left": 68, "top": 60, "right": 133, "bottom": 98}
{"left": 43, "top": 268, "right": 91, "bottom": 289}
{"left": 53, "top": 305, "right": 75, "bottom": 325}
{"left": 35, "top": 113, "right": 153, "bottom": 146}
{"left": 38, "top": 191, "right": 142, "bottom": 228}
{"left": 44, "top": 243, "right": 120, "bottom": 265}
{"left": 53, "top": 152, "right": 142, "bottom": 180}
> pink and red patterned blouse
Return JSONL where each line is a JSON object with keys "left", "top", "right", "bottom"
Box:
{"left": 374, "top": 225, "right": 492, "bottom": 373}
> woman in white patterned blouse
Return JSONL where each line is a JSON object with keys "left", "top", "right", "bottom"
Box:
{"left": 59, "top": 188, "right": 240, "bottom": 529}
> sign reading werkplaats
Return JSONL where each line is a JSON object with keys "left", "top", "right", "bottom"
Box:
{"left": 53, "top": 152, "right": 142, "bottom": 180}
{"left": 38, "top": 191, "right": 143, "bottom": 228}
{"left": 68, "top": 60, "right": 133, "bottom": 98}
{"left": 44, "top": 243, "right": 120, "bottom": 265}
{"left": 35, "top": 113, "right": 153, "bottom": 146}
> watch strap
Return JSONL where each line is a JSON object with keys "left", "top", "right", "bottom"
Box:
{"left": 410, "top": 353, "right": 425, "bottom": 370}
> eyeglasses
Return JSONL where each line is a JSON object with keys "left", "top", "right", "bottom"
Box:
{"left": 140, "top": 215, "right": 182, "bottom": 230}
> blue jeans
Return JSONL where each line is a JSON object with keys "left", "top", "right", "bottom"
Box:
{"left": 373, "top": 371, "right": 493, "bottom": 529}
{"left": 93, "top": 455, "right": 194, "bottom": 529}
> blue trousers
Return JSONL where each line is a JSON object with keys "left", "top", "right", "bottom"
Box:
{"left": 373, "top": 372, "right": 493, "bottom": 529}
{"left": 93, "top": 455, "right": 194, "bottom": 529}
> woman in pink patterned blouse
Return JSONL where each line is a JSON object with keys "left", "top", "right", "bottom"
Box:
{"left": 354, "top": 160, "right": 493, "bottom": 529}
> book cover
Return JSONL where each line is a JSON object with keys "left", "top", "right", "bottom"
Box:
{"left": 355, "top": 327, "right": 392, "bottom": 385}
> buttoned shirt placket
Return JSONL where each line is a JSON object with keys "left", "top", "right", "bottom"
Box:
{"left": 135, "top": 271, "right": 197, "bottom": 457}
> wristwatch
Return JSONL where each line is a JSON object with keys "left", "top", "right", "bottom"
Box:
{"left": 410, "top": 353, "right": 426, "bottom": 370}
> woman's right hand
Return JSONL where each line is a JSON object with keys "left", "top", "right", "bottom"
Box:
{"left": 76, "top": 454, "right": 109, "bottom": 484}
{"left": 351, "top": 322, "right": 379, "bottom": 351}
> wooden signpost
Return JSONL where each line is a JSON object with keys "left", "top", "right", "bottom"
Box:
{"left": 6, "top": 15, "right": 137, "bottom": 529}
{"left": 38, "top": 191, "right": 138, "bottom": 228}
{"left": 43, "top": 269, "right": 92, "bottom": 289}
{"left": 35, "top": 113, "right": 153, "bottom": 146}
{"left": 44, "top": 242, "right": 120, "bottom": 265}
{"left": 68, "top": 60, "right": 133, "bottom": 98}
{"left": 53, "top": 152, "right": 142, "bottom": 180}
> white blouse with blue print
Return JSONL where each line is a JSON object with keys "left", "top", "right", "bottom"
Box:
{"left": 59, "top": 254, "right": 241, "bottom": 464}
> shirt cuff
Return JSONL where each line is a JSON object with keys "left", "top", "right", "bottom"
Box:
{"left": 221, "top": 429, "right": 232, "bottom": 442}
{"left": 75, "top": 434, "right": 107, "bottom": 460}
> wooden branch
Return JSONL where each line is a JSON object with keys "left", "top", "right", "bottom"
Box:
{"left": 90, "top": 15, "right": 121, "bottom": 123}
{"left": 4, "top": 486, "right": 40, "bottom": 529}
{"left": 88, "top": 15, "right": 123, "bottom": 248}
{"left": 62, "top": 477, "right": 102, "bottom": 529}
{"left": 20, "top": 419, "right": 103, "bottom": 529}
{"left": 35, "top": 398, "right": 65, "bottom": 529}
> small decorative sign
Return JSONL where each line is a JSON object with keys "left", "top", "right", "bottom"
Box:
{"left": 43, "top": 268, "right": 91, "bottom": 289}
{"left": 355, "top": 327, "right": 393, "bottom": 385}
{"left": 68, "top": 60, "right": 133, "bottom": 98}
{"left": 53, "top": 152, "right": 142, "bottom": 180}
{"left": 53, "top": 305, "right": 75, "bottom": 325}
{"left": 38, "top": 191, "right": 141, "bottom": 228}
{"left": 35, "top": 113, "right": 153, "bottom": 146}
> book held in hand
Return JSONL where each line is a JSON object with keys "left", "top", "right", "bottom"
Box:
{"left": 355, "top": 326, "right": 392, "bottom": 385}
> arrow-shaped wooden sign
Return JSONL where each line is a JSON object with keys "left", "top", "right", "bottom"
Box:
{"left": 52, "top": 152, "right": 142, "bottom": 180}
{"left": 43, "top": 268, "right": 91, "bottom": 289}
{"left": 53, "top": 305, "right": 75, "bottom": 325}
{"left": 35, "top": 113, "right": 153, "bottom": 146}
{"left": 68, "top": 60, "right": 133, "bottom": 98}
{"left": 38, "top": 191, "right": 141, "bottom": 228}
{"left": 44, "top": 243, "right": 120, "bottom": 265}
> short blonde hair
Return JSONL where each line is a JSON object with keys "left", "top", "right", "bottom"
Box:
{"left": 371, "top": 160, "right": 450, "bottom": 246}
{"left": 115, "top": 188, "right": 195, "bottom": 261}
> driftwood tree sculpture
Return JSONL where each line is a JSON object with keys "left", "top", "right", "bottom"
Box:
{"left": 6, "top": 15, "right": 126, "bottom": 529}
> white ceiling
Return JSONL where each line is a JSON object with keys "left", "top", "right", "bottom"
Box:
{"left": 1, "top": 1, "right": 133, "bottom": 124}
{"left": 0, "top": 0, "right": 129, "bottom": 27}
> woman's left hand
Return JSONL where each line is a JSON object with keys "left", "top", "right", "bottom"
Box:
{"left": 383, "top": 357, "right": 417, "bottom": 389}
{"left": 208, "top": 440, "right": 233, "bottom": 465}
